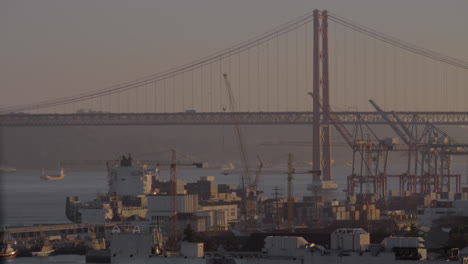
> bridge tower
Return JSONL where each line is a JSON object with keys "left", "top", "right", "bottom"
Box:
{"left": 311, "top": 9, "right": 335, "bottom": 227}
{"left": 312, "top": 10, "right": 332, "bottom": 183}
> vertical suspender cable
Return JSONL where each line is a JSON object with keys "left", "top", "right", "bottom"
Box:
{"left": 373, "top": 32, "right": 377, "bottom": 110}
{"left": 109, "top": 90, "right": 112, "bottom": 113}
{"left": 304, "top": 24, "right": 308, "bottom": 110}
{"left": 172, "top": 77, "right": 175, "bottom": 112}
{"left": 163, "top": 79, "right": 167, "bottom": 113}
{"left": 182, "top": 73, "right": 185, "bottom": 111}
{"left": 343, "top": 23, "right": 347, "bottom": 109}
{"left": 210, "top": 61, "right": 213, "bottom": 112}
{"left": 266, "top": 40, "right": 270, "bottom": 112}
{"left": 145, "top": 83, "right": 148, "bottom": 112}
{"left": 248, "top": 48, "right": 250, "bottom": 112}
{"left": 277, "top": 32, "right": 280, "bottom": 111}
{"left": 258, "top": 43, "right": 261, "bottom": 111}
{"left": 333, "top": 21, "right": 337, "bottom": 108}
{"left": 201, "top": 67, "right": 204, "bottom": 112}
{"left": 402, "top": 49, "right": 406, "bottom": 110}
{"left": 296, "top": 25, "right": 299, "bottom": 110}
{"left": 393, "top": 45, "right": 396, "bottom": 110}
{"left": 363, "top": 33, "right": 367, "bottom": 110}
{"left": 237, "top": 49, "right": 241, "bottom": 111}
{"left": 192, "top": 69, "right": 194, "bottom": 110}
{"left": 353, "top": 28, "right": 356, "bottom": 109}
{"left": 285, "top": 31, "right": 289, "bottom": 111}
{"left": 265, "top": 41, "right": 271, "bottom": 112}
{"left": 220, "top": 57, "right": 223, "bottom": 111}
{"left": 383, "top": 42, "right": 387, "bottom": 109}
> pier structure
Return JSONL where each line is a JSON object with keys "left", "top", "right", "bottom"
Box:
{"left": 3, "top": 223, "right": 117, "bottom": 243}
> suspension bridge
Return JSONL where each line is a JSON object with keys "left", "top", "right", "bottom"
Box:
{"left": 1, "top": 9, "right": 467, "bottom": 126}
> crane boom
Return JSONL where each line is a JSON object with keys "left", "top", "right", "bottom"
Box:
{"left": 369, "top": 100, "right": 413, "bottom": 145}
{"left": 222, "top": 73, "right": 254, "bottom": 232}
{"left": 223, "top": 74, "right": 251, "bottom": 187}
{"left": 308, "top": 93, "right": 355, "bottom": 149}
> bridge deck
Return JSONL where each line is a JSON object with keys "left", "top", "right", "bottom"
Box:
{"left": 1, "top": 112, "right": 468, "bottom": 126}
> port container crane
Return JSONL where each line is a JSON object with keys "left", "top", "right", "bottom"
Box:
{"left": 370, "top": 100, "right": 467, "bottom": 193}
{"left": 308, "top": 93, "right": 393, "bottom": 201}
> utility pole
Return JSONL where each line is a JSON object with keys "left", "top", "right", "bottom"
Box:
{"left": 287, "top": 153, "right": 295, "bottom": 230}
{"left": 272, "top": 186, "right": 283, "bottom": 230}
{"left": 169, "top": 149, "right": 177, "bottom": 252}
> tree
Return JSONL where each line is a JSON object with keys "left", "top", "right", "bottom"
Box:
{"left": 183, "top": 224, "right": 197, "bottom": 242}
{"left": 447, "top": 226, "right": 468, "bottom": 248}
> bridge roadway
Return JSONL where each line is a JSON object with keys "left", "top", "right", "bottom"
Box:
{"left": 1, "top": 111, "right": 468, "bottom": 126}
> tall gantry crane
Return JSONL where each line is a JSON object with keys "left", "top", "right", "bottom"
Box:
{"left": 222, "top": 73, "right": 255, "bottom": 232}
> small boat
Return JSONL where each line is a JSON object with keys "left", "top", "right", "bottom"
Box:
{"left": 221, "top": 162, "right": 235, "bottom": 170}
{"left": 0, "top": 244, "right": 18, "bottom": 259}
{"left": 41, "top": 168, "right": 65, "bottom": 180}
{"left": 0, "top": 166, "right": 16, "bottom": 173}
{"left": 32, "top": 240, "right": 55, "bottom": 257}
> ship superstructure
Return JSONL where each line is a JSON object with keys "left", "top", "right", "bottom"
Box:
{"left": 66, "top": 155, "right": 157, "bottom": 223}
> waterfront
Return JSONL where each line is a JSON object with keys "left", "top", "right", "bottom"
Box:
{"left": 3, "top": 254, "right": 85, "bottom": 263}
{"left": 1, "top": 167, "right": 349, "bottom": 226}
{"left": 2, "top": 164, "right": 467, "bottom": 263}
{"left": 2, "top": 164, "right": 467, "bottom": 227}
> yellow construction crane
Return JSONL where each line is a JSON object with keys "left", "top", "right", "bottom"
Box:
{"left": 223, "top": 153, "right": 320, "bottom": 230}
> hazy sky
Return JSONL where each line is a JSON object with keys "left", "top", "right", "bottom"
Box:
{"left": 1, "top": 0, "right": 467, "bottom": 108}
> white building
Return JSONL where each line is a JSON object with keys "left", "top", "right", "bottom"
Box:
{"left": 417, "top": 200, "right": 468, "bottom": 229}
{"left": 198, "top": 201, "right": 238, "bottom": 231}
{"left": 330, "top": 228, "right": 370, "bottom": 251}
